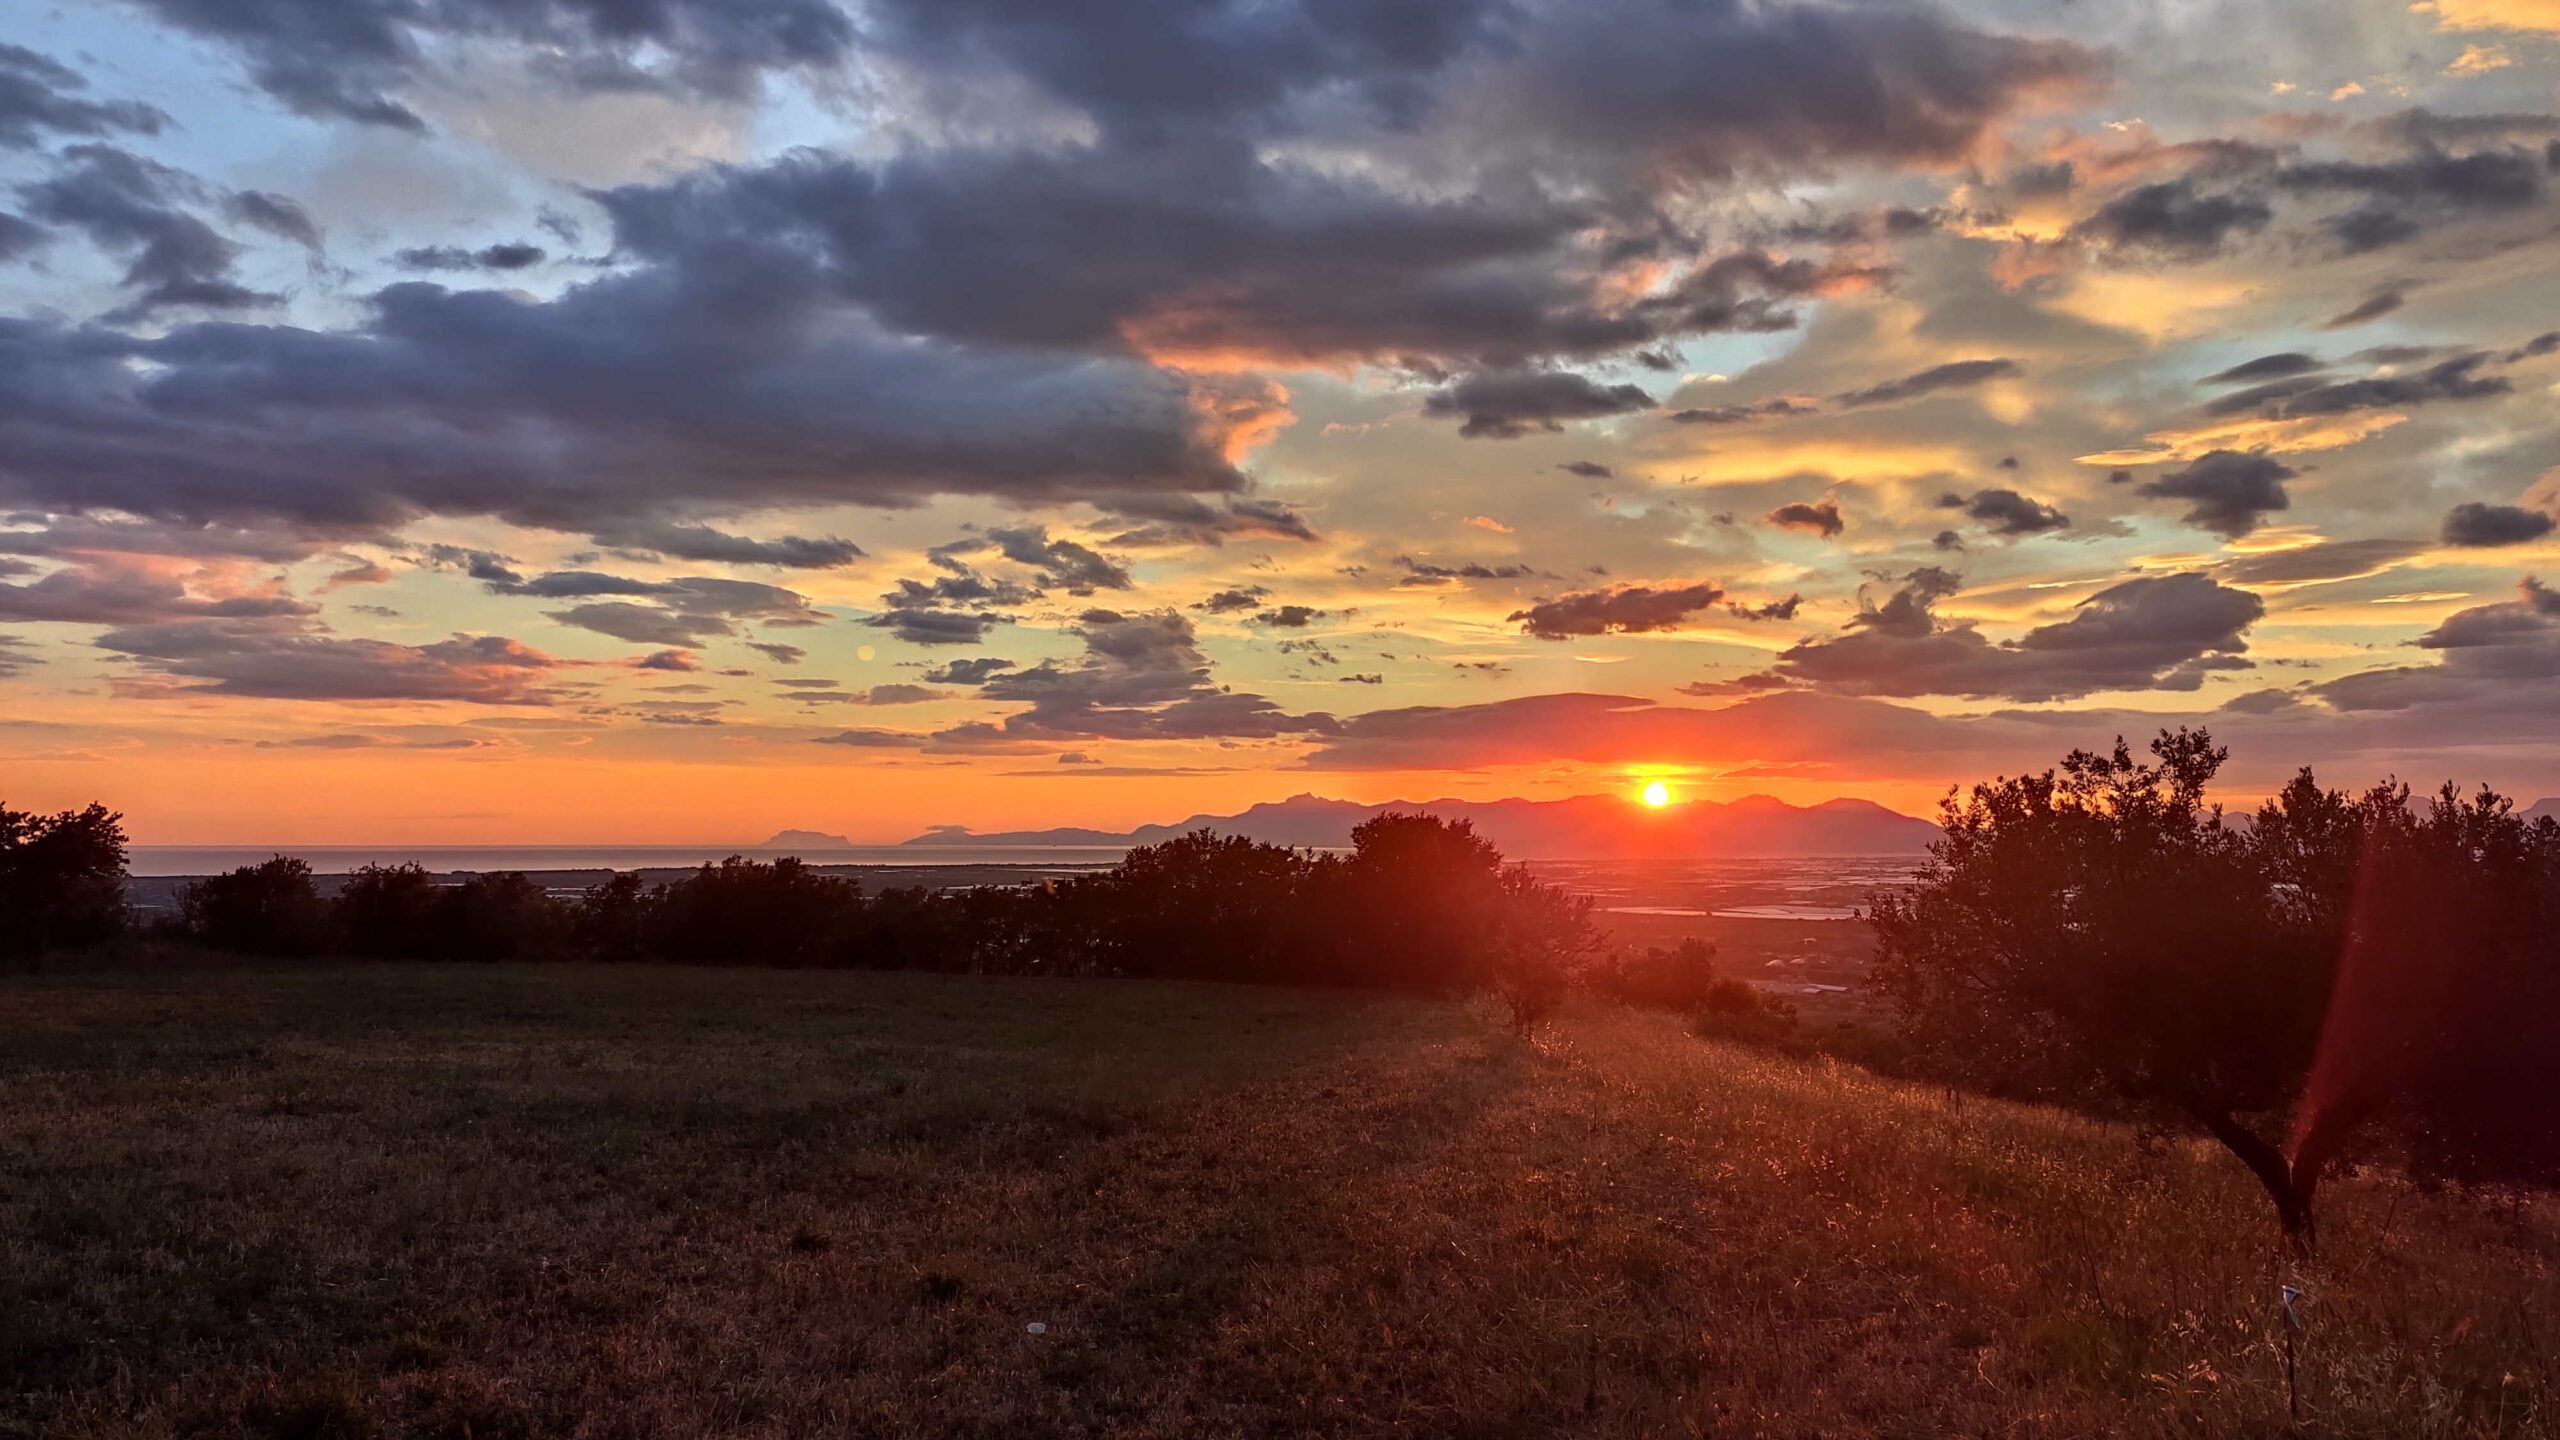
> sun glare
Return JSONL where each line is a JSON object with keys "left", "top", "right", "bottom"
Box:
{"left": 1640, "top": 780, "right": 1672, "bottom": 808}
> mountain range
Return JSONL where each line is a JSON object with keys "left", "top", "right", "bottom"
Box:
{"left": 892, "top": 793, "right": 1940, "bottom": 858}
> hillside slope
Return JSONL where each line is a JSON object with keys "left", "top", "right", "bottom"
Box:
{"left": 2, "top": 965, "right": 2546, "bottom": 1437}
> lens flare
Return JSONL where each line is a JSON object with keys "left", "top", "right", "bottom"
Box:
{"left": 1640, "top": 780, "right": 1672, "bottom": 808}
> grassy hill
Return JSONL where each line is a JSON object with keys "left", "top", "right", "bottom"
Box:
{"left": 2, "top": 964, "right": 2549, "bottom": 1438}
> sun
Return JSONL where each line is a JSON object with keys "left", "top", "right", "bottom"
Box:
{"left": 1640, "top": 780, "right": 1672, "bottom": 808}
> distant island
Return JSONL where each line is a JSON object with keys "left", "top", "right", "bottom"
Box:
{"left": 763, "top": 829, "right": 855, "bottom": 849}
{"left": 894, "top": 792, "right": 1940, "bottom": 858}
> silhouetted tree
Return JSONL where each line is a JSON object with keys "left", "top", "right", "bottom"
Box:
{"left": 648, "top": 856, "right": 858, "bottom": 966}
{"left": 573, "top": 872, "right": 654, "bottom": 962}
{"left": 1869, "top": 731, "right": 2343, "bottom": 1238}
{"left": 1081, "top": 830, "right": 1311, "bottom": 981}
{"left": 0, "top": 802, "right": 129, "bottom": 958}
{"left": 335, "top": 863, "right": 446, "bottom": 959}
{"left": 1488, "top": 860, "right": 1600, "bottom": 1032}
{"left": 1594, "top": 938, "right": 1726, "bottom": 1014}
{"left": 836, "top": 884, "right": 970, "bottom": 970}
{"left": 179, "top": 856, "right": 327, "bottom": 957}
{"left": 2293, "top": 785, "right": 2560, "bottom": 1197}
{"left": 431, "top": 872, "right": 570, "bottom": 961}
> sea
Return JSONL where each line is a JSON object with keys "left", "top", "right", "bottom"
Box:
{"left": 124, "top": 845, "right": 1133, "bottom": 877}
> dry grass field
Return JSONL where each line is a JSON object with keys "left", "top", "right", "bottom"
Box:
{"left": 2, "top": 963, "right": 2552, "bottom": 1438}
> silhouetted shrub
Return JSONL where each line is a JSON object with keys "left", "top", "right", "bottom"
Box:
{"left": 0, "top": 802, "right": 128, "bottom": 958}
{"left": 179, "top": 857, "right": 328, "bottom": 957}
{"left": 1593, "top": 938, "right": 1724, "bottom": 1014}
{"left": 432, "top": 872, "right": 570, "bottom": 961}
{"left": 648, "top": 856, "right": 860, "bottom": 966}
{"left": 573, "top": 872, "right": 653, "bottom": 963}
{"left": 1076, "top": 831, "right": 1312, "bottom": 982}
{"left": 335, "top": 863, "right": 446, "bottom": 959}
{"left": 1690, "top": 978, "right": 1799, "bottom": 1047}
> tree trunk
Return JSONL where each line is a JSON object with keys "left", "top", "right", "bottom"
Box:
{"left": 2188, "top": 1105, "right": 2317, "bottom": 1248}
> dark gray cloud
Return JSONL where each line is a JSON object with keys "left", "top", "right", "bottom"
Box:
{"left": 1675, "top": 669, "right": 1794, "bottom": 696}
{"left": 813, "top": 727, "right": 928, "bottom": 748}
{"left": 1395, "top": 555, "right": 1538, "bottom": 585}
{"left": 584, "top": 520, "right": 862, "bottom": 568}
{"left": 95, "top": 616, "right": 559, "bottom": 703}
{"left": 123, "top": 0, "right": 857, "bottom": 130}
{"left": 886, "top": 573, "right": 1035, "bottom": 610}
{"left": 2277, "top": 147, "right": 2547, "bottom": 253}
{"left": 0, "top": 43, "right": 167, "bottom": 150}
{"left": 415, "top": 545, "right": 523, "bottom": 584}
{"left": 747, "top": 641, "right": 804, "bottom": 664}
{"left": 604, "top": 144, "right": 1610, "bottom": 370}
{"left": 1775, "top": 570, "right": 2263, "bottom": 701}
{"left": 2442, "top": 502, "right": 2557, "bottom": 548}
{"left": 1776, "top": 205, "right": 1941, "bottom": 244}
{"left": 2218, "top": 538, "right": 2426, "bottom": 586}
{"left": 504, "top": 573, "right": 819, "bottom": 648}
{"left": 853, "top": 683, "right": 946, "bottom": 705}
{"left": 0, "top": 258, "right": 1258, "bottom": 537}
{"left": 2315, "top": 578, "right": 2560, "bottom": 711}
{"left": 1508, "top": 581, "right": 1725, "bottom": 639}
{"left": 1729, "top": 594, "right": 1802, "bottom": 622}
{"left": 606, "top": 144, "right": 1894, "bottom": 373}
{"left": 2203, "top": 350, "right": 2511, "bottom": 420}
{"left": 1194, "top": 586, "right": 1270, "bottom": 613}
{"left": 0, "top": 559, "right": 314, "bottom": 624}
{"left": 0, "top": 210, "right": 44, "bottom": 263}
{"left": 945, "top": 607, "right": 1334, "bottom": 741}
{"left": 16, "top": 145, "right": 272, "bottom": 319}
{"left": 862, "top": 0, "right": 1501, "bottom": 143}
{"left": 1095, "top": 493, "right": 1319, "bottom": 547}
{"left": 2137, "top": 450, "right": 2295, "bottom": 539}
{"left": 1560, "top": 460, "right": 1614, "bottom": 478}
{"left": 221, "top": 191, "right": 323, "bottom": 251}
{"left": 1833, "top": 357, "right": 2019, "bottom": 408}
{"left": 2069, "top": 180, "right": 2272, "bottom": 258}
{"left": 930, "top": 525, "right": 1131, "bottom": 594}
{"left": 2202, "top": 352, "right": 2322, "bottom": 386}
{"left": 865, "top": 607, "right": 1009, "bottom": 647}
{"left": 923, "top": 656, "right": 1017, "bottom": 685}
{"left": 1666, "top": 397, "right": 1815, "bottom": 425}
{"left": 1423, "top": 370, "right": 1654, "bottom": 438}
{"left": 1939, "top": 487, "right": 2068, "bottom": 536}
{"left": 1767, "top": 499, "right": 1844, "bottom": 538}
{"left": 1663, "top": 358, "right": 2014, "bottom": 429}
{"left": 394, "top": 242, "right": 547, "bottom": 271}
{"left": 1441, "top": 0, "right": 2099, "bottom": 186}
{"left": 6, "top": 0, "right": 2099, "bottom": 554}
{"left": 2321, "top": 285, "right": 2406, "bottom": 330}
{"left": 543, "top": 602, "right": 732, "bottom": 648}
{"left": 1254, "top": 605, "right": 1322, "bottom": 628}
{"left": 861, "top": 0, "right": 2098, "bottom": 184}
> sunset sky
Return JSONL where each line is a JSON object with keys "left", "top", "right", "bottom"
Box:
{"left": 4, "top": 0, "right": 2560, "bottom": 843}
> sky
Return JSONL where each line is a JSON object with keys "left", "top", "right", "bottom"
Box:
{"left": 2, "top": 0, "right": 2559, "bottom": 844}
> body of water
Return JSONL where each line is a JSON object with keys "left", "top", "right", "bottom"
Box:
{"left": 125, "top": 845, "right": 1134, "bottom": 877}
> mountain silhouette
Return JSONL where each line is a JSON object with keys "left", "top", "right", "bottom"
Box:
{"left": 899, "top": 793, "right": 1936, "bottom": 857}
{"left": 764, "top": 828, "right": 856, "bottom": 848}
